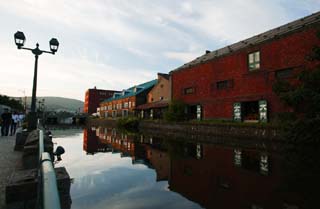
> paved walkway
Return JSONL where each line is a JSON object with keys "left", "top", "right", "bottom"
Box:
{"left": 0, "top": 134, "right": 23, "bottom": 209}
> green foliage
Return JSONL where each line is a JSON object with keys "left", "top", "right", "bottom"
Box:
{"left": 164, "top": 100, "right": 186, "bottom": 122}
{"left": 282, "top": 118, "right": 320, "bottom": 209}
{"left": 273, "top": 30, "right": 320, "bottom": 209}
{"left": 273, "top": 112, "right": 297, "bottom": 125}
{"left": 273, "top": 68, "right": 320, "bottom": 118}
{"left": 0, "top": 95, "right": 24, "bottom": 110}
{"left": 116, "top": 117, "right": 139, "bottom": 130}
{"left": 55, "top": 111, "right": 75, "bottom": 119}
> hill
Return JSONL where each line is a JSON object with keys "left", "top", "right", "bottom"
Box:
{"left": 18, "top": 96, "right": 84, "bottom": 112}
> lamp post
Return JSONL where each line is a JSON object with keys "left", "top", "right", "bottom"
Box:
{"left": 14, "top": 31, "right": 59, "bottom": 130}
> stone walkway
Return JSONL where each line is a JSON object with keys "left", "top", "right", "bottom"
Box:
{"left": 0, "top": 134, "right": 23, "bottom": 209}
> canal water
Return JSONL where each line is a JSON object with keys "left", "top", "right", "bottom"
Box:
{"left": 52, "top": 127, "right": 301, "bottom": 209}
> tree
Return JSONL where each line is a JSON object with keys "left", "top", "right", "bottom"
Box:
{"left": 0, "top": 95, "right": 24, "bottom": 111}
{"left": 164, "top": 100, "right": 186, "bottom": 122}
{"left": 272, "top": 30, "right": 320, "bottom": 209}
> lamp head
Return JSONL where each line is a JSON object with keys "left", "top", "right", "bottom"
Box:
{"left": 14, "top": 31, "right": 26, "bottom": 49}
{"left": 54, "top": 146, "right": 65, "bottom": 161}
{"left": 49, "top": 38, "right": 59, "bottom": 54}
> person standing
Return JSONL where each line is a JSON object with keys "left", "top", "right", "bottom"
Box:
{"left": 18, "top": 112, "right": 25, "bottom": 127}
{"left": 1, "top": 109, "right": 11, "bottom": 136}
{"left": 11, "top": 111, "right": 19, "bottom": 136}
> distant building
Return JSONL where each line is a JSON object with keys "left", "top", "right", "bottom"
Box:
{"left": 83, "top": 87, "right": 119, "bottom": 115}
{"left": 135, "top": 73, "right": 171, "bottom": 119}
{"left": 100, "top": 79, "right": 157, "bottom": 118}
{"left": 170, "top": 11, "right": 320, "bottom": 122}
{"left": 0, "top": 104, "right": 11, "bottom": 115}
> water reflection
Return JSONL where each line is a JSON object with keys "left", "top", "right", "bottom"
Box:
{"left": 54, "top": 127, "right": 302, "bottom": 209}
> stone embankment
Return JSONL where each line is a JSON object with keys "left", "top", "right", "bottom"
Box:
{"left": 1, "top": 129, "right": 71, "bottom": 209}
{"left": 86, "top": 118, "right": 117, "bottom": 127}
{"left": 139, "top": 121, "right": 281, "bottom": 140}
{"left": 88, "top": 118, "right": 281, "bottom": 141}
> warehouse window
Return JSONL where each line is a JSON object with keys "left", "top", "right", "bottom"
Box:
{"left": 213, "top": 80, "right": 234, "bottom": 90}
{"left": 184, "top": 87, "right": 195, "bottom": 95}
{"left": 275, "top": 68, "right": 293, "bottom": 79}
{"left": 217, "top": 80, "right": 229, "bottom": 89}
{"left": 248, "top": 51, "right": 260, "bottom": 71}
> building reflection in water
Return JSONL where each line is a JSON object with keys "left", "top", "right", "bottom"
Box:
{"left": 83, "top": 127, "right": 112, "bottom": 154}
{"left": 83, "top": 127, "right": 300, "bottom": 209}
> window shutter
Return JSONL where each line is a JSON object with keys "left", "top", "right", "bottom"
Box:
{"left": 259, "top": 100, "right": 268, "bottom": 122}
{"left": 233, "top": 102, "right": 241, "bottom": 121}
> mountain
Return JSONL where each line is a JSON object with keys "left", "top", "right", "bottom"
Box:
{"left": 18, "top": 96, "right": 84, "bottom": 112}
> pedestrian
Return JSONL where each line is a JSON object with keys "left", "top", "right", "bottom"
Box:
{"left": 11, "top": 111, "right": 19, "bottom": 136}
{"left": 18, "top": 112, "right": 25, "bottom": 127}
{"left": 1, "top": 108, "right": 11, "bottom": 136}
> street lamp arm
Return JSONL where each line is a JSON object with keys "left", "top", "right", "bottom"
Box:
{"left": 41, "top": 50, "right": 55, "bottom": 55}
{"left": 20, "top": 47, "right": 53, "bottom": 55}
{"left": 20, "top": 47, "right": 34, "bottom": 51}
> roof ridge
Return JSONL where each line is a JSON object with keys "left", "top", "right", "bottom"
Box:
{"left": 171, "top": 10, "right": 320, "bottom": 73}
{"left": 101, "top": 79, "right": 157, "bottom": 103}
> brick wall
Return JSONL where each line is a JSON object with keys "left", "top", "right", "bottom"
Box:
{"left": 171, "top": 26, "right": 320, "bottom": 120}
{"left": 84, "top": 89, "right": 118, "bottom": 114}
{"left": 147, "top": 74, "right": 170, "bottom": 103}
{"left": 100, "top": 96, "right": 137, "bottom": 117}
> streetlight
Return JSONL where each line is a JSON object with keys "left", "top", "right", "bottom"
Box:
{"left": 14, "top": 31, "right": 59, "bottom": 130}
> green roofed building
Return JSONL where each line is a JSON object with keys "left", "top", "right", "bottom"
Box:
{"left": 99, "top": 79, "right": 157, "bottom": 118}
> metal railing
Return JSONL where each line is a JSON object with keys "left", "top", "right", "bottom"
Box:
{"left": 38, "top": 120, "right": 61, "bottom": 209}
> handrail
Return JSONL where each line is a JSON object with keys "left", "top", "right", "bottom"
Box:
{"left": 38, "top": 120, "right": 61, "bottom": 209}
{"left": 39, "top": 129, "right": 44, "bottom": 161}
{"left": 41, "top": 153, "right": 61, "bottom": 209}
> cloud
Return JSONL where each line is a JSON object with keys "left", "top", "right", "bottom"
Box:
{"left": 0, "top": 1, "right": 319, "bottom": 100}
{"left": 164, "top": 51, "right": 201, "bottom": 63}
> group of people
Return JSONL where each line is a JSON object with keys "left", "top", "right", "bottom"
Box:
{"left": 0, "top": 109, "right": 25, "bottom": 136}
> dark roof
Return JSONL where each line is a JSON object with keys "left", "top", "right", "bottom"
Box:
{"left": 135, "top": 100, "right": 169, "bottom": 110}
{"left": 171, "top": 11, "right": 320, "bottom": 73}
{"left": 88, "top": 88, "right": 119, "bottom": 92}
{"left": 158, "top": 73, "right": 170, "bottom": 80}
{"left": 102, "top": 79, "right": 157, "bottom": 103}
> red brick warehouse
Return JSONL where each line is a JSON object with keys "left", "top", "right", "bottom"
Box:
{"left": 170, "top": 11, "right": 320, "bottom": 122}
{"left": 84, "top": 87, "right": 120, "bottom": 115}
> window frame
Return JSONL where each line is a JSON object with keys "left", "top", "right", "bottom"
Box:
{"left": 275, "top": 68, "right": 293, "bottom": 79}
{"left": 216, "top": 80, "right": 229, "bottom": 90}
{"left": 212, "top": 79, "right": 234, "bottom": 91}
{"left": 248, "top": 51, "right": 260, "bottom": 71}
{"left": 183, "top": 87, "right": 196, "bottom": 95}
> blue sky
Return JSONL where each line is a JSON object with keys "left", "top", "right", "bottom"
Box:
{"left": 0, "top": 0, "right": 319, "bottom": 101}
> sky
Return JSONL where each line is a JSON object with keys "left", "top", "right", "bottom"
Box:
{"left": 0, "top": 0, "right": 319, "bottom": 101}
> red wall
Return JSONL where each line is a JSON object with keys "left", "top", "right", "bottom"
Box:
{"left": 84, "top": 89, "right": 118, "bottom": 114}
{"left": 171, "top": 26, "right": 320, "bottom": 120}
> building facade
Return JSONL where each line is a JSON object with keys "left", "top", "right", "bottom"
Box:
{"left": 170, "top": 12, "right": 320, "bottom": 122}
{"left": 135, "top": 73, "right": 171, "bottom": 119}
{"left": 83, "top": 87, "right": 119, "bottom": 115}
{"left": 100, "top": 80, "right": 157, "bottom": 118}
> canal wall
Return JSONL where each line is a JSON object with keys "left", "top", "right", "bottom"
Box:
{"left": 139, "top": 121, "right": 281, "bottom": 140}
{"left": 88, "top": 118, "right": 281, "bottom": 140}
{"left": 86, "top": 118, "right": 117, "bottom": 127}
